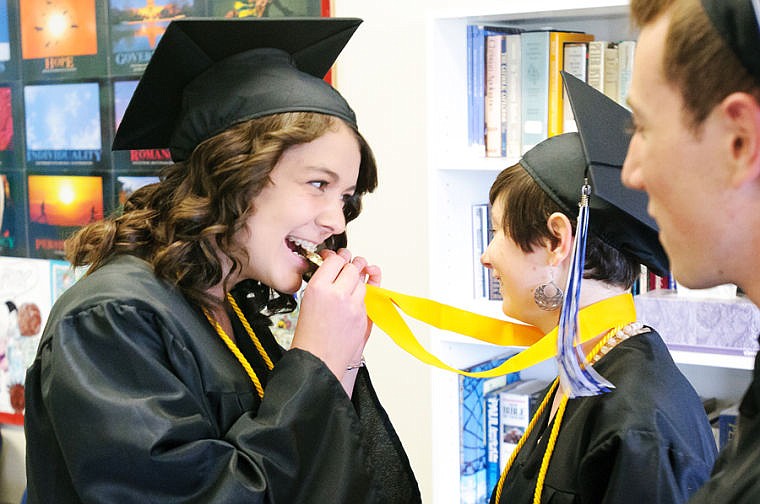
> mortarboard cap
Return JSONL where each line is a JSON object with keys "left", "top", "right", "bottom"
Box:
{"left": 701, "top": 0, "right": 760, "bottom": 84}
{"left": 518, "top": 72, "right": 668, "bottom": 276}
{"left": 112, "top": 17, "right": 362, "bottom": 161}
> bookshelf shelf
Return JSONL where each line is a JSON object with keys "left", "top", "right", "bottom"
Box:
{"left": 426, "top": 1, "right": 756, "bottom": 502}
{"left": 670, "top": 350, "right": 755, "bottom": 371}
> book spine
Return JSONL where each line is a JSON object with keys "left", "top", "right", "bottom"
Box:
{"left": 505, "top": 34, "right": 522, "bottom": 161}
{"left": 485, "top": 392, "right": 501, "bottom": 495}
{"left": 617, "top": 40, "right": 636, "bottom": 105}
{"left": 521, "top": 31, "right": 550, "bottom": 154}
{"left": 547, "top": 32, "right": 594, "bottom": 137}
{"left": 467, "top": 25, "right": 476, "bottom": 146}
{"left": 586, "top": 41, "right": 606, "bottom": 92}
{"left": 500, "top": 36, "right": 508, "bottom": 157}
{"left": 561, "top": 42, "right": 589, "bottom": 132}
{"left": 484, "top": 34, "right": 504, "bottom": 157}
{"left": 472, "top": 204, "right": 489, "bottom": 299}
{"left": 498, "top": 383, "right": 546, "bottom": 472}
{"left": 498, "top": 391, "right": 530, "bottom": 468}
{"left": 718, "top": 407, "right": 738, "bottom": 450}
{"left": 473, "top": 26, "right": 486, "bottom": 150}
{"left": 603, "top": 42, "right": 619, "bottom": 102}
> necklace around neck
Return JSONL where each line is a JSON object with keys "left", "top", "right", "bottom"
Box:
{"left": 203, "top": 293, "right": 274, "bottom": 399}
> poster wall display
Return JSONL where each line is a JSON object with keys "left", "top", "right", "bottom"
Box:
{"left": 0, "top": 0, "right": 331, "bottom": 423}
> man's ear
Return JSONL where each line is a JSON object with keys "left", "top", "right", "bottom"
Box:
{"left": 721, "top": 92, "right": 760, "bottom": 188}
{"left": 545, "top": 212, "right": 574, "bottom": 265}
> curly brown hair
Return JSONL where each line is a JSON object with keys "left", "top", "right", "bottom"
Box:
{"left": 66, "top": 112, "right": 377, "bottom": 310}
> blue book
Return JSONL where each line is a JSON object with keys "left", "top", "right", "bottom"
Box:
{"left": 718, "top": 404, "right": 739, "bottom": 450}
{"left": 473, "top": 25, "right": 486, "bottom": 150}
{"left": 468, "top": 25, "right": 523, "bottom": 150}
{"left": 483, "top": 376, "right": 514, "bottom": 497}
{"left": 467, "top": 25, "right": 476, "bottom": 146}
{"left": 459, "top": 354, "right": 521, "bottom": 504}
{"left": 520, "top": 31, "right": 551, "bottom": 153}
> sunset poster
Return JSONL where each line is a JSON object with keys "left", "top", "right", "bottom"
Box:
{"left": 109, "top": 0, "right": 202, "bottom": 76}
{"left": 23, "top": 81, "right": 105, "bottom": 168}
{"left": 19, "top": 0, "right": 107, "bottom": 79}
{"left": 27, "top": 174, "right": 103, "bottom": 258}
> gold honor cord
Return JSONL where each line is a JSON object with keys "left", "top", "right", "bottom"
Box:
{"left": 364, "top": 286, "right": 637, "bottom": 378}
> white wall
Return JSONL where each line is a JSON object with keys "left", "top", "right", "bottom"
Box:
{"left": 332, "top": 1, "right": 442, "bottom": 501}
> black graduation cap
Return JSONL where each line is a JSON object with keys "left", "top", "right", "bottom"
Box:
{"left": 518, "top": 72, "right": 669, "bottom": 276}
{"left": 701, "top": 0, "right": 760, "bottom": 83}
{"left": 112, "top": 17, "right": 362, "bottom": 161}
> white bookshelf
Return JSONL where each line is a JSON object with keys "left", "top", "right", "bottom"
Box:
{"left": 425, "top": 2, "right": 755, "bottom": 502}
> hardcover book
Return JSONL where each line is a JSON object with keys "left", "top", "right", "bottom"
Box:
{"left": 586, "top": 40, "right": 606, "bottom": 93}
{"left": 520, "top": 31, "right": 550, "bottom": 153}
{"left": 561, "top": 41, "right": 589, "bottom": 133}
{"left": 616, "top": 40, "right": 636, "bottom": 105}
{"left": 468, "top": 25, "right": 522, "bottom": 153}
{"left": 602, "top": 42, "right": 619, "bottom": 103}
{"left": 546, "top": 31, "right": 594, "bottom": 137}
{"left": 497, "top": 379, "right": 548, "bottom": 465}
{"left": 504, "top": 33, "right": 522, "bottom": 161}
{"left": 718, "top": 404, "right": 738, "bottom": 450}
{"left": 459, "top": 353, "right": 521, "bottom": 504}
{"left": 484, "top": 34, "right": 505, "bottom": 157}
{"left": 472, "top": 203, "right": 489, "bottom": 299}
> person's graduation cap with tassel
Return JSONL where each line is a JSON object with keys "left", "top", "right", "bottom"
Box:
{"left": 482, "top": 73, "right": 717, "bottom": 504}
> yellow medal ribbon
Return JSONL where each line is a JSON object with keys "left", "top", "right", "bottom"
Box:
{"left": 364, "top": 286, "right": 636, "bottom": 378}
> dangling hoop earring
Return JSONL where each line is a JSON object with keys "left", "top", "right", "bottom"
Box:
{"left": 534, "top": 269, "right": 564, "bottom": 311}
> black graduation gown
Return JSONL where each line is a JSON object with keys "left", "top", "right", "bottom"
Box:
{"left": 491, "top": 330, "right": 717, "bottom": 504}
{"left": 688, "top": 335, "right": 760, "bottom": 503}
{"left": 24, "top": 255, "right": 421, "bottom": 503}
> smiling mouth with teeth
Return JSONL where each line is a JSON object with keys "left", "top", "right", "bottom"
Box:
{"left": 288, "top": 237, "right": 323, "bottom": 281}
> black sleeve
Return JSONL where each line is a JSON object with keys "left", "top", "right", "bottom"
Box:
{"left": 29, "top": 301, "right": 383, "bottom": 503}
{"left": 579, "top": 429, "right": 714, "bottom": 504}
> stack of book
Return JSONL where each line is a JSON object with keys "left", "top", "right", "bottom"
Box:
{"left": 467, "top": 25, "right": 636, "bottom": 158}
{"left": 458, "top": 351, "right": 550, "bottom": 504}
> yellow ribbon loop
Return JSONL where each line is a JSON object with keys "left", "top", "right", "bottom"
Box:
{"left": 364, "top": 285, "right": 636, "bottom": 378}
